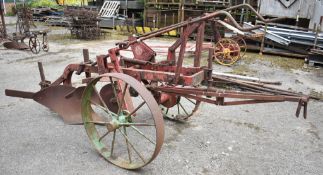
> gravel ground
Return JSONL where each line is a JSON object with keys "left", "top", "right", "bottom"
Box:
{"left": 1, "top": 20, "right": 323, "bottom": 175}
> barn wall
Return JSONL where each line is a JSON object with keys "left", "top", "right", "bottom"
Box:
{"left": 310, "top": 0, "right": 323, "bottom": 30}
{"left": 259, "top": 0, "right": 315, "bottom": 19}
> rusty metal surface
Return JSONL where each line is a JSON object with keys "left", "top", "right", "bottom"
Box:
{"left": 33, "top": 85, "right": 104, "bottom": 124}
{"left": 3, "top": 41, "right": 29, "bottom": 50}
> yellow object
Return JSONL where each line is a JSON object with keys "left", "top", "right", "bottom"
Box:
{"left": 128, "top": 26, "right": 135, "bottom": 33}
{"left": 116, "top": 25, "right": 121, "bottom": 31}
{"left": 57, "top": 0, "right": 88, "bottom": 6}
{"left": 213, "top": 38, "right": 241, "bottom": 66}
{"left": 168, "top": 30, "right": 177, "bottom": 36}
{"left": 116, "top": 25, "right": 178, "bottom": 37}
{"left": 143, "top": 27, "right": 151, "bottom": 33}
{"left": 135, "top": 27, "right": 144, "bottom": 35}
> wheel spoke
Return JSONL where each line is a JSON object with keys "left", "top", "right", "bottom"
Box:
{"left": 130, "top": 126, "right": 156, "bottom": 145}
{"left": 177, "top": 104, "right": 180, "bottom": 115}
{"left": 120, "top": 123, "right": 155, "bottom": 126}
{"left": 124, "top": 127, "right": 132, "bottom": 163}
{"left": 218, "top": 42, "right": 224, "bottom": 49}
{"left": 179, "top": 102, "right": 189, "bottom": 116}
{"left": 110, "top": 131, "right": 116, "bottom": 155}
{"left": 118, "top": 128, "right": 146, "bottom": 163}
{"left": 126, "top": 101, "right": 146, "bottom": 118}
{"left": 90, "top": 99, "right": 117, "bottom": 119}
{"left": 91, "top": 85, "right": 116, "bottom": 117}
{"left": 184, "top": 97, "right": 196, "bottom": 105}
{"left": 85, "top": 120, "right": 109, "bottom": 125}
{"left": 228, "top": 50, "right": 239, "bottom": 53}
{"left": 99, "top": 131, "right": 110, "bottom": 142}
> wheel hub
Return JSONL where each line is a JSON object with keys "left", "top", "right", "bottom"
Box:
{"left": 223, "top": 48, "right": 230, "bottom": 54}
{"left": 106, "top": 119, "right": 120, "bottom": 132}
{"left": 106, "top": 110, "right": 132, "bottom": 132}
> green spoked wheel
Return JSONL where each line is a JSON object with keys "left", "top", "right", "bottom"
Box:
{"left": 81, "top": 73, "right": 164, "bottom": 169}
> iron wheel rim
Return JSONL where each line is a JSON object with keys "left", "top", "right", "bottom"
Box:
{"left": 81, "top": 73, "right": 164, "bottom": 169}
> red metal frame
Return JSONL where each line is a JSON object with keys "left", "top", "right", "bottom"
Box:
{"left": 5, "top": 4, "right": 309, "bottom": 119}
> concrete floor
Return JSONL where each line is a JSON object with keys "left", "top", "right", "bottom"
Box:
{"left": 1, "top": 23, "right": 323, "bottom": 174}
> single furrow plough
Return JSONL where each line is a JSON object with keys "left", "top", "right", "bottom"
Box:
{"left": 5, "top": 4, "right": 310, "bottom": 170}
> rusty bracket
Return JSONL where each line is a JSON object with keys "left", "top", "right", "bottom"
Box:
{"left": 38, "top": 62, "right": 51, "bottom": 89}
{"left": 296, "top": 98, "right": 308, "bottom": 119}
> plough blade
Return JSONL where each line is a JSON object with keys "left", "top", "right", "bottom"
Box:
{"left": 3, "top": 41, "right": 29, "bottom": 50}
{"left": 33, "top": 85, "right": 105, "bottom": 124}
{"left": 6, "top": 85, "right": 106, "bottom": 125}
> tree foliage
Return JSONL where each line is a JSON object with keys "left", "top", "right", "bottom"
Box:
{"left": 27, "top": 0, "right": 59, "bottom": 8}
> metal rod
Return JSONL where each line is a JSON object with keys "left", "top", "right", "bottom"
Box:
{"left": 38, "top": 62, "right": 46, "bottom": 82}
{"left": 124, "top": 127, "right": 132, "bottom": 163}
{"left": 118, "top": 128, "right": 146, "bottom": 163}
{"left": 136, "top": 3, "right": 283, "bottom": 41}
{"left": 130, "top": 126, "right": 156, "bottom": 145}
{"left": 83, "top": 49, "right": 91, "bottom": 78}
{"left": 126, "top": 101, "right": 146, "bottom": 118}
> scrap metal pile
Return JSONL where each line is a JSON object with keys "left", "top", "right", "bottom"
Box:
{"left": 243, "top": 22, "right": 323, "bottom": 58}
{"left": 32, "top": 7, "right": 64, "bottom": 22}
{"left": 5, "top": 4, "right": 311, "bottom": 170}
{"left": 65, "top": 8, "right": 101, "bottom": 40}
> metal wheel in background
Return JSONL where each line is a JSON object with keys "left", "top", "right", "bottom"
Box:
{"left": 143, "top": 81, "right": 201, "bottom": 122}
{"left": 232, "top": 36, "right": 247, "bottom": 58}
{"left": 213, "top": 38, "right": 241, "bottom": 66}
{"left": 42, "top": 33, "right": 49, "bottom": 52}
{"left": 82, "top": 73, "right": 164, "bottom": 169}
{"left": 29, "top": 37, "right": 40, "bottom": 54}
{"left": 161, "top": 95, "right": 201, "bottom": 122}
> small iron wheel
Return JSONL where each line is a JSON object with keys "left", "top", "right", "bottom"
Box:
{"left": 29, "top": 37, "right": 41, "bottom": 54}
{"left": 213, "top": 38, "right": 241, "bottom": 66}
{"left": 82, "top": 73, "right": 164, "bottom": 170}
{"left": 42, "top": 34, "right": 49, "bottom": 52}
{"left": 161, "top": 95, "right": 201, "bottom": 122}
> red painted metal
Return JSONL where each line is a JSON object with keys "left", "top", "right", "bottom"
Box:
{"left": 129, "top": 36, "right": 156, "bottom": 62}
